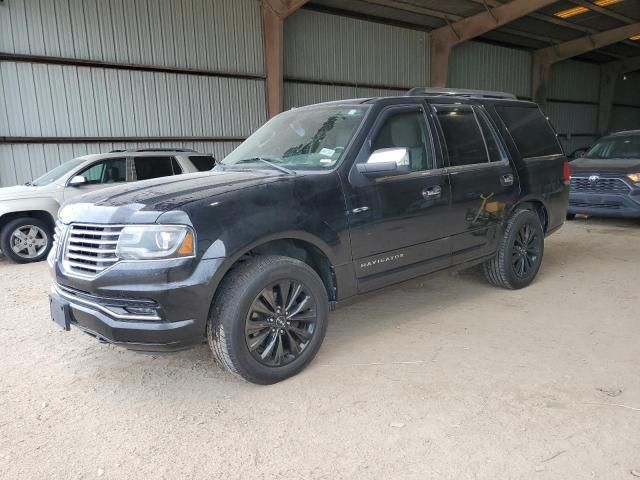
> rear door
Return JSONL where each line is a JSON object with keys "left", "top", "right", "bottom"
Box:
{"left": 432, "top": 103, "right": 519, "bottom": 265}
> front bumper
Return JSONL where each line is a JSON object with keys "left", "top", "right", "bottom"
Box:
{"left": 50, "top": 256, "right": 224, "bottom": 351}
{"left": 568, "top": 191, "right": 640, "bottom": 218}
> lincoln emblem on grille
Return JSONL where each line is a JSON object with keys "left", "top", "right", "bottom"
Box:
{"left": 588, "top": 175, "right": 600, "bottom": 184}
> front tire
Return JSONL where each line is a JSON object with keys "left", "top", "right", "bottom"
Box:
{"left": 208, "top": 255, "right": 329, "bottom": 384}
{"left": 0, "top": 217, "right": 53, "bottom": 264}
{"left": 483, "top": 208, "right": 544, "bottom": 289}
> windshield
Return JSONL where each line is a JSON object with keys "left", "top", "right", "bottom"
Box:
{"left": 31, "top": 158, "right": 85, "bottom": 186}
{"left": 584, "top": 134, "right": 640, "bottom": 160}
{"left": 222, "top": 105, "right": 368, "bottom": 170}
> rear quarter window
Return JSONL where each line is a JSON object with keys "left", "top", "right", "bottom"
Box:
{"left": 188, "top": 155, "right": 216, "bottom": 171}
{"left": 495, "top": 105, "right": 562, "bottom": 158}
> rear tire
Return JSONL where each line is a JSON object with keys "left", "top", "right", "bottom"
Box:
{"left": 0, "top": 217, "right": 53, "bottom": 264}
{"left": 207, "top": 255, "right": 328, "bottom": 384}
{"left": 483, "top": 208, "right": 544, "bottom": 289}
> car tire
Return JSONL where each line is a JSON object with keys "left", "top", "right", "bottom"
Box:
{"left": 0, "top": 217, "right": 53, "bottom": 264}
{"left": 207, "top": 255, "right": 329, "bottom": 384}
{"left": 483, "top": 208, "right": 545, "bottom": 290}
{"left": 566, "top": 213, "right": 576, "bottom": 220}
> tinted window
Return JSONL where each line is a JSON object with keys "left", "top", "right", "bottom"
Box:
{"left": 436, "top": 106, "right": 488, "bottom": 167}
{"left": 134, "top": 157, "right": 175, "bottom": 181}
{"left": 496, "top": 106, "right": 562, "bottom": 158}
{"left": 477, "top": 109, "right": 508, "bottom": 163}
{"left": 189, "top": 155, "right": 216, "bottom": 171}
{"left": 372, "top": 110, "right": 434, "bottom": 171}
{"left": 77, "top": 158, "right": 126, "bottom": 185}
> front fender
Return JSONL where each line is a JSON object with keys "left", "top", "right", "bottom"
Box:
{"left": 0, "top": 197, "right": 60, "bottom": 225}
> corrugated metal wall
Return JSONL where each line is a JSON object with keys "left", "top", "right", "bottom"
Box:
{"left": 614, "top": 76, "right": 640, "bottom": 107}
{"left": 0, "top": 0, "right": 263, "bottom": 74}
{"left": 283, "top": 9, "right": 428, "bottom": 109}
{"left": 611, "top": 106, "right": 640, "bottom": 132}
{"left": 449, "top": 41, "right": 531, "bottom": 99}
{"left": 0, "top": 61, "right": 265, "bottom": 138}
{"left": 0, "top": 0, "right": 264, "bottom": 187}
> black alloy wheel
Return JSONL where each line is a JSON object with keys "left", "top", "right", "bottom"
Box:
{"left": 245, "top": 280, "right": 317, "bottom": 367}
{"left": 511, "top": 223, "right": 541, "bottom": 279}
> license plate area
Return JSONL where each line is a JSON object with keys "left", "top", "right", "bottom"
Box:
{"left": 49, "top": 294, "right": 71, "bottom": 331}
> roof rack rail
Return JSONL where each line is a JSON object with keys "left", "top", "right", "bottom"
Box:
{"left": 407, "top": 87, "right": 516, "bottom": 100}
{"left": 108, "top": 148, "right": 196, "bottom": 153}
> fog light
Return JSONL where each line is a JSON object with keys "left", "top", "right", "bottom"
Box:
{"left": 125, "top": 306, "right": 158, "bottom": 316}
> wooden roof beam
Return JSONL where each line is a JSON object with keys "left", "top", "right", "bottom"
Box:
{"left": 429, "top": 0, "right": 558, "bottom": 87}
{"left": 532, "top": 22, "right": 640, "bottom": 106}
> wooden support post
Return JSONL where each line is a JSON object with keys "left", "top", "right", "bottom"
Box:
{"left": 261, "top": 0, "right": 308, "bottom": 118}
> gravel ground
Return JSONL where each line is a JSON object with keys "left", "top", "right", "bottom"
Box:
{"left": 1, "top": 218, "right": 639, "bottom": 480}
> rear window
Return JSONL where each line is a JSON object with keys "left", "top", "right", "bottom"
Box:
{"left": 495, "top": 106, "right": 562, "bottom": 158}
{"left": 189, "top": 155, "right": 216, "bottom": 171}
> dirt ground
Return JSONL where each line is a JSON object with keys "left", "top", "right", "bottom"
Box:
{"left": 1, "top": 218, "right": 639, "bottom": 480}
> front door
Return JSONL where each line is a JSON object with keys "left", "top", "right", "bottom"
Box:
{"left": 63, "top": 157, "right": 128, "bottom": 202}
{"left": 432, "top": 104, "right": 519, "bottom": 265}
{"left": 344, "top": 104, "right": 452, "bottom": 293}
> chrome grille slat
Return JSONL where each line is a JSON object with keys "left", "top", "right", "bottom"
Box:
{"left": 66, "top": 261, "right": 107, "bottom": 272}
{"left": 62, "top": 224, "right": 123, "bottom": 277}
{"left": 67, "top": 246, "right": 117, "bottom": 255}
{"left": 570, "top": 177, "right": 630, "bottom": 194}
{"left": 66, "top": 252, "right": 119, "bottom": 263}
{"left": 68, "top": 236, "right": 119, "bottom": 245}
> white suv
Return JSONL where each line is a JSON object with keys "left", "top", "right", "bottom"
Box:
{"left": 0, "top": 149, "right": 216, "bottom": 264}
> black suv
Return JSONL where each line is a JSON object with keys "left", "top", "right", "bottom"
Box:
{"left": 49, "top": 88, "right": 569, "bottom": 384}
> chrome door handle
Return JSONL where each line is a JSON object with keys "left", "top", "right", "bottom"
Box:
{"left": 422, "top": 185, "right": 442, "bottom": 200}
{"left": 501, "top": 173, "right": 514, "bottom": 186}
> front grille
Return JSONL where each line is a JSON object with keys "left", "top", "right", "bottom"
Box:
{"left": 63, "top": 224, "right": 123, "bottom": 276}
{"left": 569, "top": 200, "right": 622, "bottom": 210}
{"left": 570, "top": 177, "right": 630, "bottom": 194}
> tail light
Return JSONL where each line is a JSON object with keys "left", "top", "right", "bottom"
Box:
{"left": 562, "top": 159, "right": 570, "bottom": 184}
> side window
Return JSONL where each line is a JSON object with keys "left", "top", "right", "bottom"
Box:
{"left": 188, "top": 155, "right": 216, "bottom": 171}
{"left": 476, "top": 109, "right": 508, "bottom": 163}
{"left": 435, "top": 106, "right": 488, "bottom": 167}
{"left": 77, "top": 158, "right": 126, "bottom": 185}
{"left": 134, "top": 157, "right": 174, "bottom": 181}
{"left": 371, "top": 110, "right": 435, "bottom": 171}
{"left": 495, "top": 105, "right": 562, "bottom": 158}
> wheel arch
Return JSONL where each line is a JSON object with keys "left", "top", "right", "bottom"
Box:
{"left": 206, "top": 232, "right": 341, "bottom": 309}
{"left": 511, "top": 197, "right": 549, "bottom": 233}
{"left": 0, "top": 209, "right": 57, "bottom": 234}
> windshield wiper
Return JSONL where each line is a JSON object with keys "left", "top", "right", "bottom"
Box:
{"left": 232, "top": 157, "right": 296, "bottom": 175}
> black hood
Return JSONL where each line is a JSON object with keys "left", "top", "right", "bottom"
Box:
{"left": 59, "top": 169, "right": 287, "bottom": 225}
{"left": 570, "top": 157, "right": 640, "bottom": 174}
{"left": 70, "top": 169, "right": 285, "bottom": 210}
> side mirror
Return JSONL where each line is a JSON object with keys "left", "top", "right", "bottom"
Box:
{"left": 357, "top": 148, "right": 410, "bottom": 177}
{"left": 69, "top": 175, "right": 88, "bottom": 186}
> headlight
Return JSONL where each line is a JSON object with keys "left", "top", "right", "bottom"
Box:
{"left": 116, "top": 225, "right": 195, "bottom": 260}
{"left": 627, "top": 173, "right": 640, "bottom": 184}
